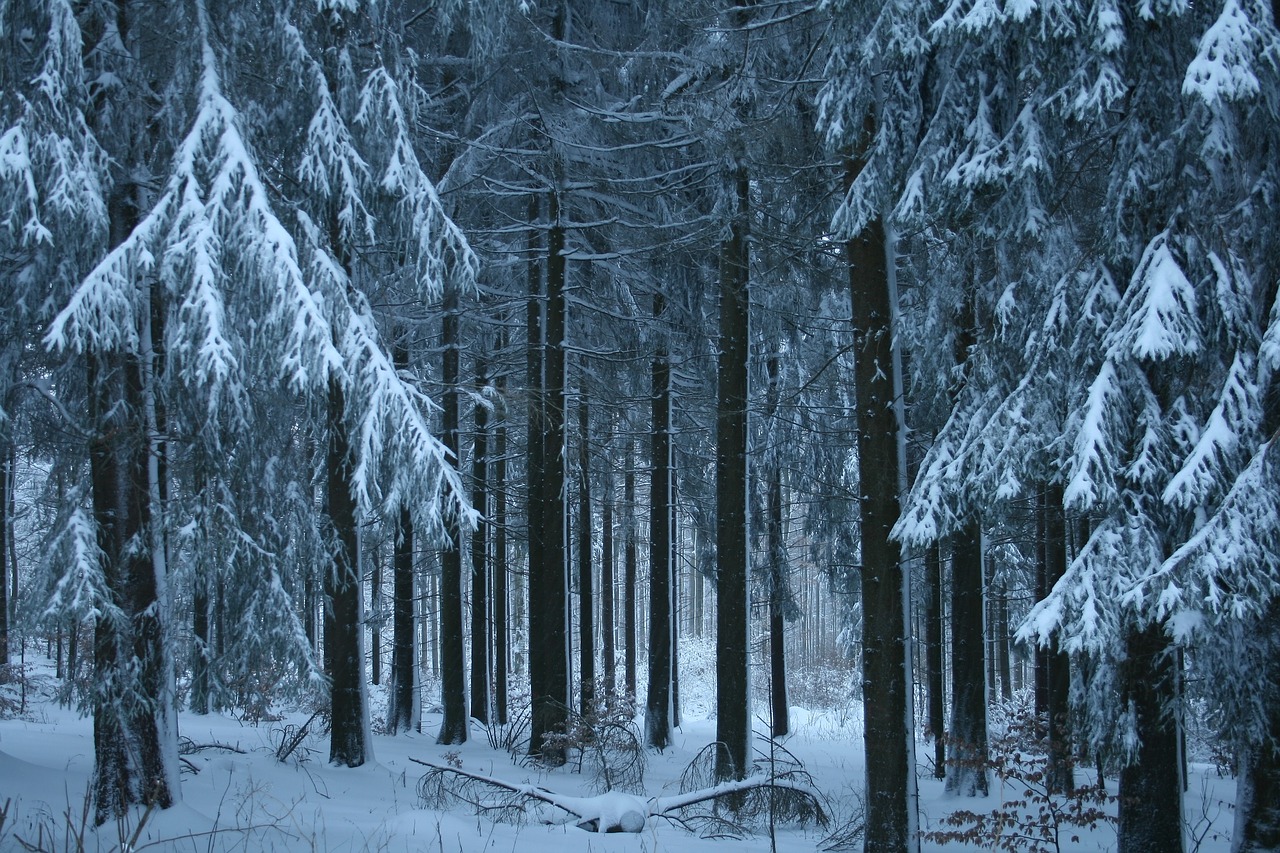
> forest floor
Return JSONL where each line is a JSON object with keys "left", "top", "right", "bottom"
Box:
{"left": 0, "top": 649, "right": 1239, "bottom": 852}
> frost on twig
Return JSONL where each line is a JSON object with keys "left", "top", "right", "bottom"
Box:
{"left": 410, "top": 754, "right": 828, "bottom": 835}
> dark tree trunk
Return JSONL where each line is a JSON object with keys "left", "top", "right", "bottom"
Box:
{"left": 1043, "top": 484, "right": 1073, "bottom": 794}
{"left": 1236, "top": 602, "right": 1280, "bottom": 852}
{"left": 764, "top": 352, "right": 789, "bottom": 740}
{"left": 647, "top": 305, "right": 673, "bottom": 748}
{"left": 624, "top": 460, "right": 637, "bottom": 703}
{"left": 578, "top": 397, "right": 595, "bottom": 718}
{"left": 847, "top": 201, "right": 912, "bottom": 851}
{"left": 388, "top": 505, "right": 416, "bottom": 734}
{"left": 371, "top": 552, "right": 382, "bottom": 686}
{"left": 995, "top": 583, "right": 1011, "bottom": 702}
{"left": 327, "top": 374, "right": 369, "bottom": 766}
{"left": 1117, "top": 622, "right": 1184, "bottom": 853}
{"left": 715, "top": 164, "right": 751, "bottom": 783}
{"left": 192, "top": 551, "right": 210, "bottom": 715}
{"left": 947, "top": 518, "right": 988, "bottom": 797}
{"left": 88, "top": 354, "right": 131, "bottom": 824}
{"left": 438, "top": 284, "right": 468, "bottom": 745}
{"left": 529, "top": 187, "right": 569, "bottom": 763}
{"left": 493, "top": 355, "right": 509, "bottom": 726}
{"left": 0, "top": 443, "right": 9, "bottom": 665}
{"left": 470, "top": 356, "right": 491, "bottom": 726}
{"left": 601, "top": 461, "right": 616, "bottom": 700}
{"left": 925, "top": 543, "right": 945, "bottom": 779}
{"left": 388, "top": 340, "right": 417, "bottom": 735}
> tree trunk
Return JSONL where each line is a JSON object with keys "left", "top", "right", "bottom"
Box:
{"left": 647, "top": 303, "right": 673, "bottom": 749}
{"left": 1235, "top": 602, "right": 1280, "bottom": 852}
{"left": 715, "top": 164, "right": 751, "bottom": 783}
{"left": 529, "top": 186, "right": 569, "bottom": 763}
{"left": 765, "top": 352, "right": 789, "bottom": 740}
{"left": 1043, "top": 484, "right": 1073, "bottom": 794}
{"left": 0, "top": 442, "right": 8, "bottom": 666}
{"left": 946, "top": 519, "right": 988, "bottom": 797}
{"left": 470, "top": 355, "right": 491, "bottom": 726}
{"left": 192, "top": 536, "right": 211, "bottom": 715}
{"left": 438, "top": 283, "right": 468, "bottom": 745}
{"left": 847, "top": 201, "right": 912, "bottom": 851}
{"left": 601, "top": 462, "right": 615, "bottom": 700}
{"left": 387, "top": 505, "right": 417, "bottom": 734}
{"left": 493, "top": 354, "right": 509, "bottom": 726}
{"left": 1117, "top": 622, "right": 1184, "bottom": 853}
{"left": 624, "top": 459, "right": 637, "bottom": 703}
{"left": 327, "top": 373, "right": 370, "bottom": 766}
{"left": 578, "top": 396, "right": 595, "bottom": 718}
{"left": 388, "top": 339, "right": 417, "bottom": 735}
{"left": 925, "top": 544, "right": 945, "bottom": 779}
{"left": 371, "top": 551, "right": 382, "bottom": 687}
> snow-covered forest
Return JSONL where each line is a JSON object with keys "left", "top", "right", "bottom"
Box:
{"left": 1, "top": 0, "right": 1278, "bottom": 851}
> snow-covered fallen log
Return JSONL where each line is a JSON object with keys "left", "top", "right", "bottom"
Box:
{"left": 410, "top": 757, "right": 829, "bottom": 834}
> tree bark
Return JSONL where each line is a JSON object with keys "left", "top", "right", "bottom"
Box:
{"left": 529, "top": 186, "right": 569, "bottom": 762}
{"left": 925, "top": 544, "right": 945, "bottom": 779}
{"left": 388, "top": 505, "right": 417, "bottom": 734}
{"left": 946, "top": 519, "right": 988, "bottom": 797}
{"left": 0, "top": 443, "right": 9, "bottom": 666}
{"left": 847, "top": 202, "right": 912, "bottom": 851}
{"left": 624, "top": 460, "right": 638, "bottom": 704}
{"left": 493, "top": 354, "right": 509, "bottom": 726}
{"left": 764, "top": 352, "right": 789, "bottom": 740}
{"left": 438, "top": 282, "right": 468, "bottom": 745}
{"left": 327, "top": 373, "right": 369, "bottom": 765}
{"left": 601, "top": 460, "right": 616, "bottom": 700}
{"left": 388, "top": 337, "right": 417, "bottom": 735}
{"left": 1235, "top": 602, "right": 1280, "bottom": 852}
{"left": 1117, "top": 622, "right": 1184, "bottom": 853}
{"left": 1043, "top": 484, "right": 1073, "bottom": 794}
{"left": 715, "top": 164, "right": 751, "bottom": 783}
{"left": 647, "top": 302, "right": 673, "bottom": 749}
{"left": 470, "top": 355, "right": 491, "bottom": 726}
{"left": 578, "top": 396, "right": 595, "bottom": 718}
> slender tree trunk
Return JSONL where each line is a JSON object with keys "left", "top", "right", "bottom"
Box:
{"left": 327, "top": 373, "right": 369, "bottom": 766}
{"left": 946, "top": 519, "right": 988, "bottom": 797}
{"left": 624, "top": 460, "right": 637, "bottom": 703}
{"left": 925, "top": 543, "right": 945, "bottom": 779}
{"left": 1235, "top": 601, "right": 1280, "bottom": 852}
{"left": 371, "top": 552, "right": 382, "bottom": 687}
{"left": 601, "top": 461, "right": 615, "bottom": 700}
{"left": 493, "top": 355, "right": 509, "bottom": 726}
{"left": 470, "top": 355, "right": 491, "bottom": 726}
{"left": 388, "top": 505, "right": 416, "bottom": 734}
{"left": 1043, "top": 484, "right": 1073, "bottom": 794}
{"left": 715, "top": 164, "right": 751, "bottom": 783}
{"left": 578, "top": 396, "right": 595, "bottom": 718}
{"left": 88, "top": 354, "right": 130, "bottom": 823}
{"left": 192, "top": 499, "right": 211, "bottom": 715}
{"left": 0, "top": 443, "right": 9, "bottom": 666}
{"left": 764, "top": 351, "right": 789, "bottom": 739}
{"left": 647, "top": 305, "right": 673, "bottom": 748}
{"left": 388, "top": 340, "right": 417, "bottom": 735}
{"left": 529, "top": 185, "right": 569, "bottom": 763}
{"left": 438, "top": 283, "right": 468, "bottom": 745}
{"left": 848, "top": 199, "right": 912, "bottom": 850}
{"left": 995, "top": 583, "right": 1011, "bottom": 702}
{"left": 1118, "top": 622, "right": 1184, "bottom": 853}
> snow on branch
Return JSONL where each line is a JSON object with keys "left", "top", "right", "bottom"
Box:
{"left": 1162, "top": 351, "right": 1261, "bottom": 509}
{"left": 46, "top": 0, "right": 341, "bottom": 402}
{"left": 1107, "top": 231, "right": 1200, "bottom": 362}
{"left": 1183, "top": 0, "right": 1275, "bottom": 103}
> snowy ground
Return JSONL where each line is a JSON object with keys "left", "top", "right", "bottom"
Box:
{"left": 0, "top": 657, "right": 1239, "bottom": 852}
